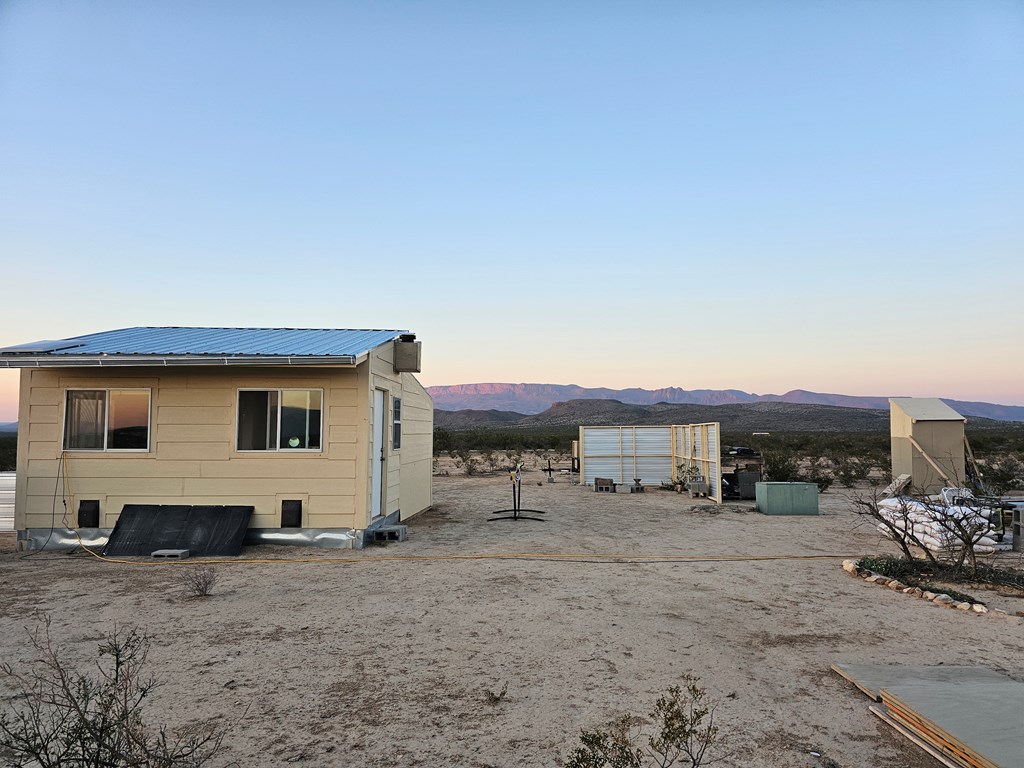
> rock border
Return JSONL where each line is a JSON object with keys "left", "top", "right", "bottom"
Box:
{"left": 841, "top": 559, "right": 1010, "bottom": 617}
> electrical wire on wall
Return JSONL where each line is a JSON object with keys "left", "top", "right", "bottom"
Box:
{"left": 23, "top": 450, "right": 69, "bottom": 557}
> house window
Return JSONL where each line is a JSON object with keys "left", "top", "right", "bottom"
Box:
{"left": 392, "top": 397, "right": 402, "bottom": 450}
{"left": 64, "top": 389, "right": 151, "bottom": 451}
{"left": 237, "top": 389, "right": 322, "bottom": 451}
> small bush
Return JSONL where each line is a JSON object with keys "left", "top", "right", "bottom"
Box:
{"left": 565, "top": 677, "right": 720, "bottom": 768}
{"left": 980, "top": 455, "right": 1024, "bottom": 495}
{"left": 180, "top": 566, "right": 218, "bottom": 598}
{"left": 801, "top": 457, "right": 833, "bottom": 493}
{"left": 830, "top": 454, "right": 874, "bottom": 489}
{"left": 482, "top": 681, "right": 508, "bottom": 705}
{"left": 762, "top": 450, "right": 800, "bottom": 482}
{"left": 0, "top": 615, "right": 228, "bottom": 767}
{"left": 859, "top": 555, "right": 1024, "bottom": 595}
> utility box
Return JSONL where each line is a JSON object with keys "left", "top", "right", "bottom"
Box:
{"left": 755, "top": 482, "right": 819, "bottom": 516}
{"left": 393, "top": 336, "right": 422, "bottom": 373}
{"left": 736, "top": 471, "right": 760, "bottom": 500}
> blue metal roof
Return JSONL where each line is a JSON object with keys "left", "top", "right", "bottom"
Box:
{"left": 0, "top": 327, "right": 410, "bottom": 366}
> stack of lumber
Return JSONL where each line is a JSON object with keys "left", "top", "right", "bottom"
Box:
{"left": 831, "top": 663, "right": 1024, "bottom": 768}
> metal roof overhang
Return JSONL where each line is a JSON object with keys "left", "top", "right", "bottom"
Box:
{"left": 0, "top": 354, "right": 359, "bottom": 368}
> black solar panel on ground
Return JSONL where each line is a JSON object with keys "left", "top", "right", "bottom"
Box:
{"left": 103, "top": 504, "right": 253, "bottom": 556}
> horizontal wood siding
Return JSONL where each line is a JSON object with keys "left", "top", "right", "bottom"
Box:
{"left": 399, "top": 373, "right": 433, "bottom": 520}
{"left": 367, "top": 344, "right": 433, "bottom": 522}
{"left": 15, "top": 366, "right": 366, "bottom": 530}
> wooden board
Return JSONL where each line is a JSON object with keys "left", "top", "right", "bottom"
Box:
{"left": 881, "top": 698, "right": 987, "bottom": 768}
{"left": 880, "top": 681, "right": 1024, "bottom": 768}
{"left": 869, "top": 705, "right": 964, "bottom": 768}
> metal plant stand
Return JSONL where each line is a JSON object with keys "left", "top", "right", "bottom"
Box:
{"left": 489, "top": 465, "right": 547, "bottom": 522}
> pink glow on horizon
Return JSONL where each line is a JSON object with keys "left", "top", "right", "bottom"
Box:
{"left": 2, "top": 366, "right": 1021, "bottom": 425}
{"left": 0, "top": 371, "right": 17, "bottom": 423}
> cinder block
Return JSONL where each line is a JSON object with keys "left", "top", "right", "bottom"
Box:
{"left": 371, "top": 525, "right": 407, "bottom": 543}
{"left": 151, "top": 549, "right": 190, "bottom": 559}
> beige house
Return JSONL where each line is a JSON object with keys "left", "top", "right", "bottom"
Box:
{"left": 889, "top": 397, "right": 966, "bottom": 495}
{"left": 0, "top": 327, "right": 432, "bottom": 548}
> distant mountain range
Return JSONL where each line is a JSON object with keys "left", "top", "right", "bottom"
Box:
{"left": 434, "top": 399, "right": 1020, "bottom": 434}
{"left": 0, "top": 422, "right": 16, "bottom": 433}
{"left": 426, "top": 383, "right": 1024, "bottom": 422}
{"left": 435, "top": 401, "right": 886, "bottom": 433}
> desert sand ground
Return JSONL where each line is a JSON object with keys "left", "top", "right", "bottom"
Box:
{"left": 1, "top": 469, "right": 1022, "bottom": 767}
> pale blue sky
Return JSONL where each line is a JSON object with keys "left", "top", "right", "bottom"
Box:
{"left": 1, "top": 0, "right": 1022, "bottom": 421}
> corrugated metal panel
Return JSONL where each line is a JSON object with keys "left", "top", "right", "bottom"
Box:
{"left": 0, "top": 472, "right": 14, "bottom": 531}
{"left": 584, "top": 457, "right": 623, "bottom": 485}
{"left": 707, "top": 424, "right": 721, "bottom": 503}
{"left": 635, "top": 428, "right": 669, "bottom": 456}
{"left": 633, "top": 427, "right": 673, "bottom": 484}
{"left": 0, "top": 327, "right": 408, "bottom": 358}
{"left": 580, "top": 427, "right": 625, "bottom": 485}
{"left": 635, "top": 456, "right": 673, "bottom": 484}
{"left": 580, "top": 426, "right": 674, "bottom": 485}
{"left": 580, "top": 424, "right": 722, "bottom": 500}
{"left": 673, "top": 423, "right": 723, "bottom": 503}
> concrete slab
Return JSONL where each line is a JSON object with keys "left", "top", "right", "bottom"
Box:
{"left": 831, "top": 663, "right": 1017, "bottom": 702}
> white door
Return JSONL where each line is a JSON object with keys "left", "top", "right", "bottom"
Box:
{"left": 370, "top": 389, "right": 385, "bottom": 519}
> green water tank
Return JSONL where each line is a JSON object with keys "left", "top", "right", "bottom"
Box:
{"left": 755, "top": 482, "right": 819, "bottom": 515}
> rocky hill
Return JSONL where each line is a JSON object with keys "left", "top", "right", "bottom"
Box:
{"left": 426, "top": 383, "right": 1024, "bottom": 422}
{"left": 435, "top": 399, "right": 1015, "bottom": 433}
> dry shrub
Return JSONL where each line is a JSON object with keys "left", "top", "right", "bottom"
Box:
{"left": 0, "top": 615, "right": 228, "bottom": 767}
{"left": 180, "top": 565, "right": 219, "bottom": 598}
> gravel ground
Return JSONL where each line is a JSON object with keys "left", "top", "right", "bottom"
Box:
{"left": 1, "top": 471, "right": 1021, "bottom": 767}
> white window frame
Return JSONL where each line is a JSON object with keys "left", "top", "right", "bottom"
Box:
{"left": 236, "top": 388, "right": 324, "bottom": 453}
{"left": 63, "top": 388, "right": 152, "bottom": 452}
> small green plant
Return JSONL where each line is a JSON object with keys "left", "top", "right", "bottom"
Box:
{"left": 480, "top": 450, "right": 502, "bottom": 473}
{"left": 565, "top": 677, "right": 720, "bottom": 768}
{"left": 566, "top": 714, "right": 644, "bottom": 768}
{"left": 858, "top": 555, "right": 1024, "bottom": 602}
{"left": 482, "top": 681, "right": 509, "bottom": 705}
{"left": 179, "top": 565, "right": 219, "bottom": 598}
{"left": 829, "top": 454, "right": 872, "bottom": 489}
{"left": 801, "top": 457, "right": 833, "bottom": 493}
{"left": 980, "top": 455, "right": 1024, "bottom": 495}
{"left": 449, "top": 449, "right": 463, "bottom": 470}
{"left": 452, "top": 449, "right": 479, "bottom": 475}
{"left": 761, "top": 450, "right": 800, "bottom": 482}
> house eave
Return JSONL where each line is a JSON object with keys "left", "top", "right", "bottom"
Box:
{"left": 0, "top": 355, "right": 359, "bottom": 368}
